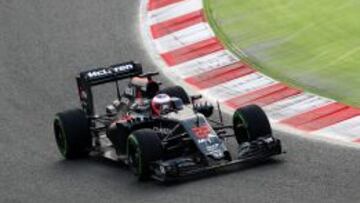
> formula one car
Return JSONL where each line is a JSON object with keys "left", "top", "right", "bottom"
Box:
{"left": 53, "top": 61, "right": 282, "bottom": 181}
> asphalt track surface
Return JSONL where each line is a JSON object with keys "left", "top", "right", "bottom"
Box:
{"left": 1, "top": 0, "right": 360, "bottom": 202}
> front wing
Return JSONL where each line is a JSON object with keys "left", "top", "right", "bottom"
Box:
{"left": 150, "top": 137, "right": 282, "bottom": 182}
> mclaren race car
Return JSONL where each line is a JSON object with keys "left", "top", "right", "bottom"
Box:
{"left": 53, "top": 61, "right": 282, "bottom": 181}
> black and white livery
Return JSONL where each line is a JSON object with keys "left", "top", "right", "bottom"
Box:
{"left": 53, "top": 61, "right": 283, "bottom": 181}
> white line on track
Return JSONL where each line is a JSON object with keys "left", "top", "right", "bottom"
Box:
{"left": 154, "top": 23, "right": 214, "bottom": 53}
{"left": 148, "top": 0, "right": 203, "bottom": 25}
{"left": 315, "top": 116, "right": 360, "bottom": 141}
{"left": 201, "top": 73, "right": 277, "bottom": 102}
{"left": 171, "top": 50, "right": 239, "bottom": 78}
{"left": 264, "top": 93, "right": 334, "bottom": 122}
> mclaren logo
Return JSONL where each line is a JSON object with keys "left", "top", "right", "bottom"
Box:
{"left": 87, "top": 69, "right": 111, "bottom": 78}
{"left": 87, "top": 64, "right": 134, "bottom": 79}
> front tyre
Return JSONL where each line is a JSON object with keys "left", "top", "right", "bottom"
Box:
{"left": 53, "top": 109, "right": 92, "bottom": 159}
{"left": 127, "top": 129, "right": 163, "bottom": 180}
{"left": 233, "top": 104, "right": 272, "bottom": 144}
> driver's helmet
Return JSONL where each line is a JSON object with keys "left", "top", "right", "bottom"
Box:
{"left": 151, "top": 94, "right": 171, "bottom": 115}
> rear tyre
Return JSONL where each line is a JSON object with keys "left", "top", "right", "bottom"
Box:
{"left": 159, "top": 86, "right": 190, "bottom": 104}
{"left": 127, "top": 129, "right": 163, "bottom": 180}
{"left": 53, "top": 109, "right": 92, "bottom": 159}
{"left": 233, "top": 105, "right": 272, "bottom": 144}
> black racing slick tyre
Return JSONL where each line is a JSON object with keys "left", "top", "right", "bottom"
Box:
{"left": 233, "top": 104, "right": 272, "bottom": 144}
{"left": 127, "top": 129, "right": 163, "bottom": 180}
{"left": 53, "top": 109, "right": 92, "bottom": 159}
{"left": 159, "top": 86, "right": 190, "bottom": 104}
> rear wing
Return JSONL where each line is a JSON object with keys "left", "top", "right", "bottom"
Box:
{"left": 78, "top": 61, "right": 143, "bottom": 86}
{"left": 76, "top": 61, "right": 143, "bottom": 116}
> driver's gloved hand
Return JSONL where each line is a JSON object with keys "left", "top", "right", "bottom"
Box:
{"left": 193, "top": 101, "right": 214, "bottom": 117}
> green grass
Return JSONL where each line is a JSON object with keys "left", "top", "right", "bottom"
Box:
{"left": 205, "top": 0, "right": 360, "bottom": 107}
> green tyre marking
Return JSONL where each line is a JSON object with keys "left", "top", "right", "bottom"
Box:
{"left": 234, "top": 111, "right": 251, "bottom": 141}
{"left": 54, "top": 116, "right": 68, "bottom": 157}
{"left": 127, "top": 134, "right": 143, "bottom": 176}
